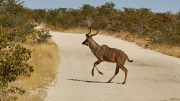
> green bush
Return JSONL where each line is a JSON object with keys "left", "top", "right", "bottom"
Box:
{"left": 0, "top": 0, "right": 52, "bottom": 100}
{"left": 0, "top": 43, "right": 33, "bottom": 85}
{"left": 37, "top": 30, "right": 52, "bottom": 43}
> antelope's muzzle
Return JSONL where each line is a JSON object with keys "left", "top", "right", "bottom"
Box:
{"left": 82, "top": 40, "right": 89, "bottom": 46}
{"left": 82, "top": 41, "right": 86, "bottom": 45}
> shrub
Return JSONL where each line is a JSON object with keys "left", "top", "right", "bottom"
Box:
{"left": 0, "top": 0, "right": 51, "bottom": 100}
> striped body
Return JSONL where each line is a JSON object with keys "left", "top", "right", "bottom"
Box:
{"left": 98, "top": 45, "right": 126, "bottom": 64}
{"left": 88, "top": 38, "right": 131, "bottom": 65}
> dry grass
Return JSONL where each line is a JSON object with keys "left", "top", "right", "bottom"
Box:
{"left": 115, "top": 32, "right": 180, "bottom": 58}
{"left": 10, "top": 43, "right": 60, "bottom": 101}
{"left": 35, "top": 23, "right": 64, "bottom": 32}
{"left": 37, "top": 23, "right": 110, "bottom": 35}
{"left": 149, "top": 44, "right": 180, "bottom": 58}
{"left": 114, "top": 32, "right": 151, "bottom": 46}
{"left": 64, "top": 27, "right": 88, "bottom": 34}
{"left": 63, "top": 27, "right": 112, "bottom": 36}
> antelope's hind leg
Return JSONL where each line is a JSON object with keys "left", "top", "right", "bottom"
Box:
{"left": 107, "top": 64, "right": 119, "bottom": 83}
{"left": 119, "top": 65, "right": 128, "bottom": 84}
{"left": 92, "top": 60, "right": 103, "bottom": 76}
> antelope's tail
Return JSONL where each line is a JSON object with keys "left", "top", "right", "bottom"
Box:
{"left": 126, "top": 55, "right": 133, "bottom": 62}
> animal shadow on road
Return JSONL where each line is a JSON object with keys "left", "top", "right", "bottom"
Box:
{"left": 160, "top": 98, "right": 180, "bottom": 101}
{"left": 67, "top": 79, "right": 123, "bottom": 84}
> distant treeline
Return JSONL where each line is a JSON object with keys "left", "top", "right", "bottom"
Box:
{"left": 25, "top": 2, "right": 180, "bottom": 46}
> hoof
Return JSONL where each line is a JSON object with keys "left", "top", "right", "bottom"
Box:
{"left": 91, "top": 69, "right": 94, "bottom": 76}
{"left": 106, "top": 81, "right": 111, "bottom": 83}
{"left": 99, "top": 72, "right": 103, "bottom": 75}
{"left": 122, "top": 82, "right": 126, "bottom": 84}
{"left": 91, "top": 72, "right": 94, "bottom": 76}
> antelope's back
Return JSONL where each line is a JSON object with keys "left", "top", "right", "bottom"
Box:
{"left": 100, "top": 45, "right": 122, "bottom": 62}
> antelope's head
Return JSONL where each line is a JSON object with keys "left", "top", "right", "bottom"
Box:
{"left": 82, "top": 27, "right": 99, "bottom": 46}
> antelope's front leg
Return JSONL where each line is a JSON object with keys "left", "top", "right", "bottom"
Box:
{"left": 91, "top": 60, "right": 103, "bottom": 76}
{"left": 91, "top": 67, "right": 95, "bottom": 76}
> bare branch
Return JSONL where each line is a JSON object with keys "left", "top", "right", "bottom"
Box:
{"left": 86, "top": 15, "right": 92, "bottom": 28}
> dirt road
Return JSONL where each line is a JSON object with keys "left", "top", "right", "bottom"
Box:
{"left": 46, "top": 32, "right": 180, "bottom": 101}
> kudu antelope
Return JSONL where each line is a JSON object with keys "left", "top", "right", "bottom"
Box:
{"left": 82, "top": 27, "right": 133, "bottom": 84}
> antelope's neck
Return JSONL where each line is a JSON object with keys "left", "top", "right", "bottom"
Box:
{"left": 89, "top": 38, "right": 100, "bottom": 55}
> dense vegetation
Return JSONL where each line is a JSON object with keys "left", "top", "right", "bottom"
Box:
{"left": 29, "top": 2, "right": 180, "bottom": 46}
{"left": 0, "top": 0, "right": 51, "bottom": 101}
